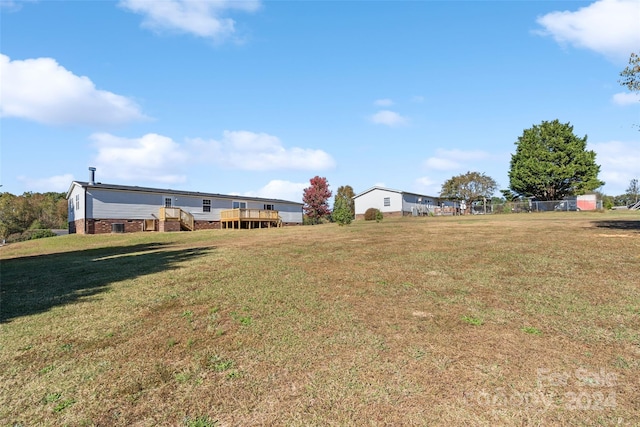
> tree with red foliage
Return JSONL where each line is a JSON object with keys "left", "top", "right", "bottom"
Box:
{"left": 302, "top": 176, "right": 332, "bottom": 224}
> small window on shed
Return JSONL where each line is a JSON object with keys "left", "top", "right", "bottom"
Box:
{"left": 383, "top": 197, "right": 390, "bottom": 207}
{"left": 75, "top": 194, "right": 80, "bottom": 210}
{"left": 203, "top": 199, "right": 211, "bottom": 212}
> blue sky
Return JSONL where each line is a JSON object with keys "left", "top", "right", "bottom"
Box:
{"left": 1, "top": 0, "right": 639, "bottom": 203}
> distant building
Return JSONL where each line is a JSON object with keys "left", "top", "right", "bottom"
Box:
{"left": 353, "top": 186, "right": 449, "bottom": 219}
{"left": 67, "top": 171, "right": 303, "bottom": 234}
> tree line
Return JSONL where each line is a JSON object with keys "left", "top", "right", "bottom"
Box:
{"left": 0, "top": 192, "right": 68, "bottom": 240}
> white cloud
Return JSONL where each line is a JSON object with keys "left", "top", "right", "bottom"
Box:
{"left": 0, "top": 0, "right": 36, "bottom": 12}
{"left": 536, "top": 0, "right": 640, "bottom": 61}
{"left": 91, "top": 133, "right": 188, "bottom": 184}
{"left": 0, "top": 54, "right": 147, "bottom": 126}
{"left": 612, "top": 92, "right": 640, "bottom": 106}
{"left": 243, "top": 180, "right": 306, "bottom": 203}
{"left": 423, "top": 149, "right": 491, "bottom": 171}
{"left": 1, "top": 1, "right": 23, "bottom": 11}
{"left": 414, "top": 176, "right": 440, "bottom": 196}
{"left": 17, "top": 173, "right": 75, "bottom": 192}
{"left": 370, "top": 110, "right": 408, "bottom": 127}
{"left": 187, "top": 130, "right": 336, "bottom": 171}
{"left": 589, "top": 140, "right": 640, "bottom": 194}
{"left": 119, "top": 0, "right": 261, "bottom": 41}
{"left": 424, "top": 157, "right": 461, "bottom": 171}
{"left": 88, "top": 130, "right": 334, "bottom": 186}
{"left": 374, "top": 98, "right": 394, "bottom": 107}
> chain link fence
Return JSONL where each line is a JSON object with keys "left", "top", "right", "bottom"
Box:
{"left": 470, "top": 199, "right": 603, "bottom": 214}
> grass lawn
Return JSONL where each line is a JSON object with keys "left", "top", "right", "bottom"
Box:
{"left": 1, "top": 211, "right": 639, "bottom": 426}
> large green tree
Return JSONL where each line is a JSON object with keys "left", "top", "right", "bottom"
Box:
{"left": 508, "top": 120, "right": 604, "bottom": 201}
{"left": 440, "top": 171, "right": 498, "bottom": 204}
{"left": 332, "top": 185, "right": 355, "bottom": 225}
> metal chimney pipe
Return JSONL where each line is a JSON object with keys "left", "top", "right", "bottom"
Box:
{"left": 89, "top": 167, "right": 96, "bottom": 185}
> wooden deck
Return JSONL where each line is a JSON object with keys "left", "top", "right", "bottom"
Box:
{"left": 159, "top": 207, "right": 195, "bottom": 231}
{"left": 220, "top": 208, "right": 281, "bottom": 229}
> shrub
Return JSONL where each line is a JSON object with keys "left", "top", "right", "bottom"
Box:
{"left": 5, "top": 229, "right": 56, "bottom": 243}
{"left": 28, "top": 229, "right": 57, "bottom": 240}
{"left": 332, "top": 197, "right": 353, "bottom": 226}
{"left": 364, "top": 208, "right": 383, "bottom": 222}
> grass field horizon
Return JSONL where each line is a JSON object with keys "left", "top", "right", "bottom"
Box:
{"left": 1, "top": 211, "right": 639, "bottom": 426}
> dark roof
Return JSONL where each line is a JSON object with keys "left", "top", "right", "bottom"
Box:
{"left": 68, "top": 181, "right": 303, "bottom": 205}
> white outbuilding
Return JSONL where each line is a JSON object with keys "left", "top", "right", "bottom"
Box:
{"left": 353, "top": 186, "right": 446, "bottom": 219}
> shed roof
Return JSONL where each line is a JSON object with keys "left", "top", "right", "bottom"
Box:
{"left": 66, "top": 181, "right": 303, "bottom": 205}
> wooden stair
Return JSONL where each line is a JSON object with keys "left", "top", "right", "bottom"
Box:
{"left": 159, "top": 207, "right": 195, "bottom": 231}
{"left": 179, "top": 209, "right": 194, "bottom": 230}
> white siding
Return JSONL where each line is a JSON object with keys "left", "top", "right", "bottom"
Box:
{"left": 90, "top": 189, "right": 230, "bottom": 221}
{"left": 90, "top": 189, "right": 174, "bottom": 220}
{"left": 402, "top": 193, "right": 438, "bottom": 215}
{"left": 236, "top": 199, "right": 302, "bottom": 223}
{"left": 174, "top": 194, "right": 228, "bottom": 221}
{"left": 67, "top": 184, "right": 85, "bottom": 221}
{"left": 354, "top": 188, "right": 403, "bottom": 215}
{"left": 354, "top": 186, "right": 441, "bottom": 217}
{"left": 86, "top": 187, "right": 302, "bottom": 223}
{"left": 274, "top": 203, "right": 303, "bottom": 223}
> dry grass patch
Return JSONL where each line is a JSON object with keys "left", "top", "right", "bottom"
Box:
{"left": 1, "top": 211, "right": 639, "bottom": 425}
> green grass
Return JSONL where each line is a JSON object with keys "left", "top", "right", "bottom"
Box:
{"left": 462, "top": 315, "right": 484, "bottom": 326}
{"left": 1, "top": 211, "right": 639, "bottom": 425}
{"left": 184, "top": 415, "right": 219, "bottom": 427}
{"left": 521, "top": 326, "right": 543, "bottom": 335}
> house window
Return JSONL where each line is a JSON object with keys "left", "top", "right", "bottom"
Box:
{"left": 232, "top": 201, "right": 246, "bottom": 209}
{"left": 69, "top": 200, "right": 73, "bottom": 213}
{"left": 203, "top": 199, "right": 211, "bottom": 212}
{"left": 75, "top": 194, "right": 80, "bottom": 210}
{"left": 264, "top": 204, "right": 274, "bottom": 210}
{"left": 383, "top": 197, "right": 390, "bottom": 207}
{"left": 164, "top": 197, "right": 172, "bottom": 208}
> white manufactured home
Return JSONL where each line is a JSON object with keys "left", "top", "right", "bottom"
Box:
{"left": 353, "top": 186, "right": 452, "bottom": 219}
{"left": 67, "top": 179, "right": 303, "bottom": 234}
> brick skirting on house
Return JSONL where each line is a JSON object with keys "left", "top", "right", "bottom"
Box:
{"left": 159, "top": 220, "right": 180, "bottom": 232}
{"left": 70, "top": 218, "right": 150, "bottom": 234}
{"left": 194, "top": 221, "right": 221, "bottom": 230}
{"left": 70, "top": 218, "right": 299, "bottom": 234}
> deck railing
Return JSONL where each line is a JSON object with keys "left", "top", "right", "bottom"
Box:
{"left": 220, "top": 208, "right": 280, "bottom": 229}
{"left": 159, "top": 207, "right": 194, "bottom": 231}
{"left": 220, "top": 208, "right": 279, "bottom": 221}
